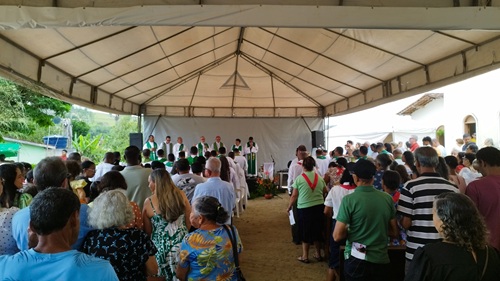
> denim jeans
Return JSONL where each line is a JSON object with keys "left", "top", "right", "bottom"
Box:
{"left": 344, "top": 256, "right": 389, "bottom": 281}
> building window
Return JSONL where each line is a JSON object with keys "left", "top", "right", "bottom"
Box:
{"left": 464, "top": 115, "right": 476, "bottom": 136}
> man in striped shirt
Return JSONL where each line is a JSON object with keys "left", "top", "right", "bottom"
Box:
{"left": 397, "top": 147, "right": 458, "bottom": 270}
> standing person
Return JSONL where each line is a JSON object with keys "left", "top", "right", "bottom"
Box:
{"left": 0, "top": 188, "right": 118, "bottom": 280}
{"left": 143, "top": 169, "right": 191, "bottom": 280}
{"left": 187, "top": 146, "right": 198, "bottom": 165}
{"left": 287, "top": 145, "right": 307, "bottom": 245}
{"left": 458, "top": 153, "right": 481, "bottom": 186}
{"left": 315, "top": 148, "right": 329, "bottom": 177}
{"left": 405, "top": 193, "right": 500, "bottom": 281}
{"left": 409, "top": 135, "right": 420, "bottom": 152}
{"left": 233, "top": 148, "right": 248, "bottom": 174}
{"left": 466, "top": 146, "right": 500, "bottom": 251}
{"left": 196, "top": 136, "right": 210, "bottom": 157}
{"left": 173, "top": 137, "right": 187, "bottom": 159}
{"left": 403, "top": 151, "right": 419, "bottom": 179}
{"left": 143, "top": 135, "right": 158, "bottom": 161}
{"left": 192, "top": 158, "right": 235, "bottom": 225}
{"left": 60, "top": 149, "right": 68, "bottom": 161}
{"left": 244, "top": 137, "right": 259, "bottom": 176}
{"left": 444, "top": 156, "right": 467, "bottom": 193}
{"left": 324, "top": 168, "right": 356, "bottom": 281}
{"left": 81, "top": 190, "right": 158, "bottom": 281}
{"left": 90, "top": 152, "right": 115, "bottom": 182}
{"left": 333, "top": 159, "right": 398, "bottom": 281}
{"left": 432, "top": 138, "right": 446, "bottom": 157}
{"left": 120, "top": 146, "right": 152, "bottom": 210}
{"left": 76, "top": 160, "right": 96, "bottom": 203}
{"left": 159, "top": 136, "right": 175, "bottom": 157}
{"left": 211, "top": 135, "right": 225, "bottom": 152}
{"left": 231, "top": 138, "right": 243, "bottom": 153}
{"left": 287, "top": 156, "right": 327, "bottom": 263}
{"left": 176, "top": 196, "right": 243, "bottom": 281}
{"left": 398, "top": 147, "right": 458, "bottom": 269}
{"left": 462, "top": 133, "right": 475, "bottom": 151}
{"left": 373, "top": 154, "right": 392, "bottom": 191}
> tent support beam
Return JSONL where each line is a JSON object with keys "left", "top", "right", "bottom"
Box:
{"left": 115, "top": 38, "right": 237, "bottom": 98}
{"left": 243, "top": 39, "right": 364, "bottom": 92}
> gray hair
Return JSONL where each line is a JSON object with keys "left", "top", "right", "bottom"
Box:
{"left": 88, "top": 190, "right": 134, "bottom": 229}
{"left": 206, "top": 157, "right": 221, "bottom": 174}
{"left": 414, "top": 147, "right": 439, "bottom": 168}
{"left": 192, "top": 196, "right": 229, "bottom": 224}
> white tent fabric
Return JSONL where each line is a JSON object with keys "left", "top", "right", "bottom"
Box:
{"left": 1, "top": 3, "right": 500, "bottom": 118}
{"left": 144, "top": 117, "right": 323, "bottom": 171}
{"left": 327, "top": 118, "right": 436, "bottom": 148}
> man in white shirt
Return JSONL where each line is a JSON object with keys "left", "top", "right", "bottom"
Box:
{"left": 233, "top": 148, "right": 248, "bottom": 174}
{"left": 90, "top": 152, "right": 115, "bottom": 182}
{"left": 173, "top": 137, "right": 187, "bottom": 159}
{"left": 314, "top": 149, "right": 329, "bottom": 177}
{"left": 159, "top": 135, "right": 174, "bottom": 157}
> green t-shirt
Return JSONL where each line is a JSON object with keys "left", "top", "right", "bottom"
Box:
{"left": 336, "top": 185, "right": 396, "bottom": 264}
{"left": 292, "top": 171, "right": 325, "bottom": 209}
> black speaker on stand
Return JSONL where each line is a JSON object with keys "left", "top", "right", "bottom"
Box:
{"left": 311, "top": 130, "right": 325, "bottom": 148}
{"left": 129, "top": 133, "right": 143, "bottom": 149}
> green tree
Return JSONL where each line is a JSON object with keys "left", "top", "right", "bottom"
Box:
{"left": 0, "top": 78, "right": 71, "bottom": 141}
{"left": 72, "top": 119, "right": 90, "bottom": 137}
{"left": 72, "top": 134, "right": 105, "bottom": 162}
{"left": 103, "top": 115, "right": 138, "bottom": 153}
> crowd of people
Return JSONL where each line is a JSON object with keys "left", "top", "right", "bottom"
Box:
{"left": 0, "top": 138, "right": 251, "bottom": 280}
{"left": 287, "top": 134, "right": 500, "bottom": 281}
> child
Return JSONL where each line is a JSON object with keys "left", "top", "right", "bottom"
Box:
{"left": 382, "top": 170, "right": 406, "bottom": 245}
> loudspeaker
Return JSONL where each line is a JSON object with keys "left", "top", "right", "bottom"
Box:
{"left": 311, "top": 130, "right": 325, "bottom": 148}
{"left": 129, "top": 133, "right": 143, "bottom": 149}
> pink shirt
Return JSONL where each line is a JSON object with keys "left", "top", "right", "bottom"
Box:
{"left": 466, "top": 175, "right": 500, "bottom": 250}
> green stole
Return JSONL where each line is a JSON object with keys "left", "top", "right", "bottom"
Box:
{"left": 159, "top": 158, "right": 167, "bottom": 163}
{"left": 197, "top": 142, "right": 208, "bottom": 157}
{"left": 213, "top": 142, "right": 224, "bottom": 152}
{"left": 246, "top": 142, "right": 257, "bottom": 175}
{"left": 166, "top": 142, "right": 173, "bottom": 154}
{"left": 165, "top": 161, "right": 174, "bottom": 167}
{"left": 146, "top": 141, "right": 158, "bottom": 160}
{"left": 187, "top": 156, "right": 197, "bottom": 165}
{"left": 178, "top": 143, "right": 184, "bottom": 152}
{"left": 317, "top": 156, "right": 326, "bottom": 159}
{"left": 231, "top": 144, "right": 242, "bottom": 151}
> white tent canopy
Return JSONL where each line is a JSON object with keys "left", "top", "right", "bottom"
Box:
{"left": 327, "top": 116, "right": 436, "bottom": 149}
{"left": 1, "top": 1, "right": 500, "bottom": 118}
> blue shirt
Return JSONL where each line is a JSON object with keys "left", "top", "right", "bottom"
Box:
{"left": 0, "top": 249, "right": 118, "bottom": 280}
{"left": 12, "top": 204, "right": 93, "bottom": 251}
{"left": 192, "top": 177, "right": 235, "bottom": 224}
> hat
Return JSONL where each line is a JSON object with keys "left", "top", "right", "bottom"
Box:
{"left": 353, "top": 159, "right": 376, "bottom": 180}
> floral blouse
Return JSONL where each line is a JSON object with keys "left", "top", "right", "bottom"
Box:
{"left": 179, "top": 226, "right": 243, "bottom": 281}
{"left": 80, "top": 228, "right": 157, "bottom": 281}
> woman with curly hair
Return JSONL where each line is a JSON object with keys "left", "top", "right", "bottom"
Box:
{"left": 405, "top": 192, "right": 500, "bottom": 281}
{"left": 143, "top": 169, "right": 191, "bottom": 280}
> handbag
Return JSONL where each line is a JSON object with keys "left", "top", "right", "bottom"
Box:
{"left": 223, "top": 225, "right": 246, "bottom": 281}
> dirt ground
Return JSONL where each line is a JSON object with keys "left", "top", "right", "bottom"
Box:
{"left": 233, "top": 195, "right": 327, "bottom": 281}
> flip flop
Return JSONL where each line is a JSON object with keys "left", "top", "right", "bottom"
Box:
{"left": 297, "top": 257, "right": 310, "bottom": 263}
{"left": 313, "top": 254, "right": 323, "bottom": 262}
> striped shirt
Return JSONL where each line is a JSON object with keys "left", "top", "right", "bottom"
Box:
{"left": 397, "top": 173, "right": 458, "bottom": 261}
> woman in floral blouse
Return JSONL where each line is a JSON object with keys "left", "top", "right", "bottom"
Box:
{"left": 176, "top": 196, "right": 243, "bottom": 281}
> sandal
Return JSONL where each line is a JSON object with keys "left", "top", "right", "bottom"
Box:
{"left": 297, "top": 257, "right": 310, "bottom": 263}
{"left": 313, "top": 254, "right": 323, "bottom": 262}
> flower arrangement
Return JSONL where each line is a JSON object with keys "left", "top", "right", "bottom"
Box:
{"left": 256, "top": 172, "right": 280, "bottom": 197}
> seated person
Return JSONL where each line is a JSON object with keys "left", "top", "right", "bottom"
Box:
{"left": 0, "top": 188, "right": 118, "bottom": 280}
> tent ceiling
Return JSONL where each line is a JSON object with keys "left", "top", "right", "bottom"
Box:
{"left": 1, "top": 2, "right": 500, "bottom": 117}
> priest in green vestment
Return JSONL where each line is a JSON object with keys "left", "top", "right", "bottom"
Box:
{"left": 197, "top": 136, "right": 210, "bottom": 157}
{"left": 244, "top": 136, "right": 259, "bottom": 176}
{"left": 143, "top": 134, "right": 158, "bottom": 161}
